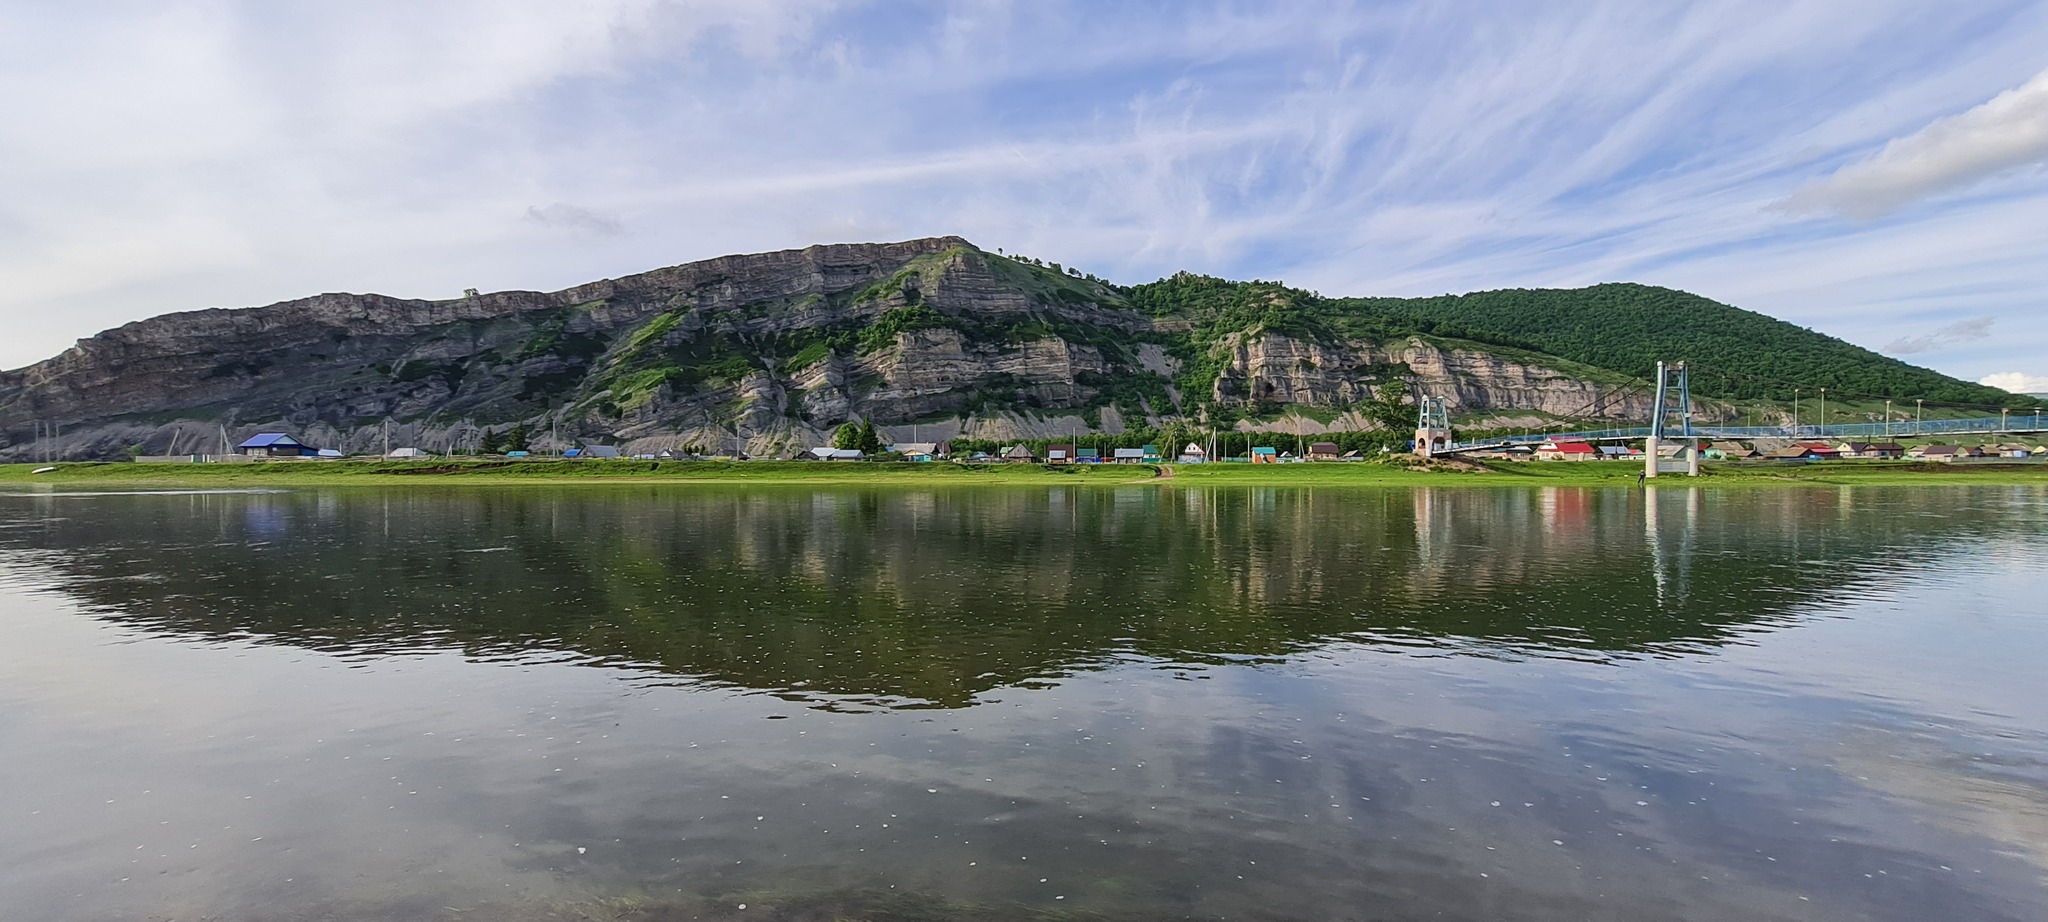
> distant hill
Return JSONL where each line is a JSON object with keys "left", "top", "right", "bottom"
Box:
{"left": 1, "top": 238, "right": 2030, "bottom": 461}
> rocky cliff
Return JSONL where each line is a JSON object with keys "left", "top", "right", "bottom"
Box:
{"left": 1, "top": 237, "right": 1716, "bottom": 460}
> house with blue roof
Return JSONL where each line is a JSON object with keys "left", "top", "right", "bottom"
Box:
{"left": 237, "top": 433, "right": 316, "bottom": 457}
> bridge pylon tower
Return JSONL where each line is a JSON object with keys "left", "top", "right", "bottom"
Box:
{"left": 1414, "top": 395, "right": 1453, "bottom": 457}
{"left": 1645, "top": 360, "right": 1698, "bottom": 478}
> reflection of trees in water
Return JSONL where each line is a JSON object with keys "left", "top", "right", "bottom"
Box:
{"left": 1, "top": 485, "right": 2034, "bottom": 708}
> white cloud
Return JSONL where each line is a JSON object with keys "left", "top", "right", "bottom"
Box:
{"left": 1884, "top": 317, "right": 1994, "bottom": 355}
{"left": 1783, "top": 66, "right": 2048, "bottom": 219}
{"left": 1981, "top": 372, "right": 2048, "bottom": 395}
{"left": 526, "top": 203, "right": 624, "bottom": 237}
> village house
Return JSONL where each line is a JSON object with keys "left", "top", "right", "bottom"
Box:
{"left": 805, "top": 447, "right": 865, "bottom": 461}
{"left": 1250, "top": 446, "right": 1279, "bottom": 463}
{"left": 1767, "top": 444, "right": 1830, "bottom": 461}
{"left": 237, "top": 433, "right": 316, "bottom": 458}
{"left": 1992, "top": 443, "right": 2033, "bottom": 459}
{"left": 1112, "top": 448, "right": 1146, "bottom": 463}
{"left": 1000, "top": 444, "right": 1037, "bottom": 462}
{"left": 1536, "top": 440, "right": 1597, "bottom": 462}
{"left": 1045, "top": 443, "right": 1075, "bottom": 464}
{"left": 1836, "top": 441, "right": 1905, "bottom": 460}
{"left": 1177, "top": 442, "right": 1208, "bottom": 463}
{"left": 1076, "top": 447, "right": 1102, "bottom": 463}
{"left": 889, "top": 441, "right": 949, "bottom": 461}
{"left": 1141, "top": 444, "right": 1163, "bottom": 463}
{"left": 1908, "top": 444, "right": 1961, "bottom": 462}
{"left": 1705, "top": 441, "right": 1759, "bottom": 460}
{"left": 1308, "top": 441, "right": 1341, "bottom": 461}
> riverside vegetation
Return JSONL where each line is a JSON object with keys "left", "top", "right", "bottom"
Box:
{"left": 6, "top": 457, "right": 2047, "bottom": 488}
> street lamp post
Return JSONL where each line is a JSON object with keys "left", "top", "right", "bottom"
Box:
{"left": 1885, "top": 399, "right": 1892, "bottom": 438}
{"left": 1819, "top": 388, "right": 1827, "bottom": 438}
{"left": 1793, "top": 388, "right": 1801, "bottom": 436}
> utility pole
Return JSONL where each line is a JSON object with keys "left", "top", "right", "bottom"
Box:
{"left": 1885, "top": 399, "right": 1892, "bottom": 438}
{"left": 1792, "top": 388, "right": 1800, "bottom": 436}
{"left": 1818, "top": 388, "right": 1827, "bottom": 439}
{"left": 1916, "top": 399, "right": 1923, "bottom": 429}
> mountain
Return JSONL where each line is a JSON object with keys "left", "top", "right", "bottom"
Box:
{"left": 0, "top": 237, "right": 2025, "bottom": 460}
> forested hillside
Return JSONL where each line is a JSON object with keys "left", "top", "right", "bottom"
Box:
{"left": 1339, "top": 284, "right": 2027, "bottom": 407}
{"left": 1121, "top": 275, "right": 2030, "bottom": 409}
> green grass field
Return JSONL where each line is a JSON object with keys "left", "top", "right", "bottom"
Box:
{"left": 4, "top": 457, "right": 2047, "bottom": 489}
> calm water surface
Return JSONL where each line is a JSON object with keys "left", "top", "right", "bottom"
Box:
{"left": 2, "top": 484, "right": 2046, "bottom": 921}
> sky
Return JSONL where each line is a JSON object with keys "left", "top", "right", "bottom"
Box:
{"left": 3, "top": 1, "right": 2046, "bottom": 392}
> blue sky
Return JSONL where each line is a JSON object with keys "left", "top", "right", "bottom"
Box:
{"left": 3, "top": 1, "right": 2046, "bottom": 391}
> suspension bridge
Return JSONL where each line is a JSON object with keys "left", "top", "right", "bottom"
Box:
{"left": 1419, "top": 360, "right": 2048, "bottom": 476}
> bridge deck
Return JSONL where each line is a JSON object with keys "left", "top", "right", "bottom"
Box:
{"left": 1441, "top": 414, "right": 2048, "bottom": 454}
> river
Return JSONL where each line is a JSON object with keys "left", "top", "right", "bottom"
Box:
{"left": 2, "top": 484, "right": 2045, "bottom": 921}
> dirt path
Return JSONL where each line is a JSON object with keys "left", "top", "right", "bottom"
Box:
{"left": 1154, "top": 463, "right": 1175, "bottom": 479}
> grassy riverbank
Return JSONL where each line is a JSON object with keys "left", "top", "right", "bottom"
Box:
{"left": 4, "top": 458, "right": 2048, "bottom": 488}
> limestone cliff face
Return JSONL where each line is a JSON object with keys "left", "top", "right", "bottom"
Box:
{"left": 0, "top": 237, "right": 1705, "bottom": 460}
{"left": 1211, "top": 332, "right": 1667, "bottom": 423}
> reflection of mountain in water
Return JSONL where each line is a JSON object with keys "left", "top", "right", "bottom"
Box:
{"left": 1, "top": 485, "right": 2034, "bottom": 708}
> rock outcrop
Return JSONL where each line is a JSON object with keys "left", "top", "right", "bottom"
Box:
{"left": 0, "top": 237, "right": 1707, "bottom": 460}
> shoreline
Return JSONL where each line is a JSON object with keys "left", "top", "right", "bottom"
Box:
{"left": 4, "top": 459, "right": 2048, "bottom": 489}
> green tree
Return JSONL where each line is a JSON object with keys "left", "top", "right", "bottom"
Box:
{"left": 856, "top": 419, "right": 883, "bottom": 453}
{"left": 479, "top": 427, "right": 503, "bottom": 455}
{"left": 505, "top": 422, "right": 530, "bottom": 453}
{"left": 1363, "top": 381, "right": 1412, "bottom": 433}
{"left": 832, "top": 423, "right": 862, "bottom": 450}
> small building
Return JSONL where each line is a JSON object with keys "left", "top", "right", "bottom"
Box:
{"left": 1076, "top": 447, "right": 1101, "bottom": 463}
{"left": 1340, "top": 449, "right": 1365, "bottom": 461}
{"left": 1795, "top": 441, "right": 1841, "bottom": 460}
{"left": 1767, "top": 445, "right": 1828, "bottom": 461}
{"left": 385, "top": 447, "right": 428, "bottom": 459}
{"left": 889, "top": 441, "right": 949, "bottom": 459}
{"left": 1000, "top": 445, "right": 1037, "bottom": 463}
{"left": 1177, "top": 442, "right": 1208, "bottom": 463}
{"left": 237, "top": 433, "right": 314, "bottom": 457}
{"left": 1993, "top": 443, "right": 2033, "bottom": 458}
{"left": 1836, "top": 441, "right": 1904, "bottom": 460}
{"left": 580, "top": 445, "right": 621, "bottom": 459}
{"left": 806, "top": 447, "right": 865, "bottom": 461}
{"left": 1112, "top": 448, "right": 1146, "bottom": 463}
{"left": 1705, "top": 441, "right": 1758, "bottom": 460}
{"left": 1045, "top": 443, "right": 1075, "bottom": 464}
{"left": 1536, "top": 441, "right": 1597, "bottom": 462}
{"left": 1909, "top": 444, "right": 1961, "bottom": 462}
{"left": 1140, "top": 444, "right": 1162, "bottom": 463}
{"left": 1250, "top": 446, "right": 1279, "bottom": 464}
{"left": 1308, "top": 441, "right": 1341, "bottom": 461}
{"left": 1599, "top": 445, "right": 1636, "bottom": 460}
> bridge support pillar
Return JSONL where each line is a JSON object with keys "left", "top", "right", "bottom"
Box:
{"left": 1647, "top": 361, "right": 1697, "bottom": 478}
{"left": 1413, "top": 396, "right": 1452, "bottom": 457}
